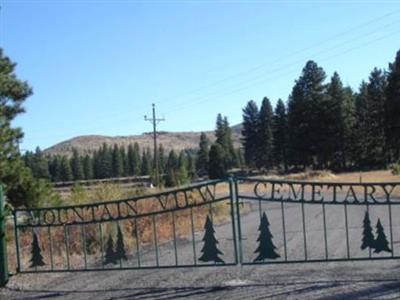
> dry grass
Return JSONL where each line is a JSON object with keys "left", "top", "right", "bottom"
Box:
{"left": 327, "top": 170, "right": 400, "bottom": 183}
{"left": 284, "top": 170, "right": 337, "bottom": 181}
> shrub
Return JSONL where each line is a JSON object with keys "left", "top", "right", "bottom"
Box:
{"left": 391, "top": 162, "right": 400, "bottom": 175}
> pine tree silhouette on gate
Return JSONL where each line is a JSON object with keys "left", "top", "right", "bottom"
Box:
{"left": 29, "top": 232, "right": 46, "bottom": 268}
{"left": 361, "top": 211, "right": 375, "bottom": 250}
{"left": 104, "top": 233, "right": 118, "bottom": 265}
{"left": 198, "top": 215, "right": 224, "bottom": 263}
{"left": 115, "top": 225, "right": 128, "bottom": 261}
{"left": 374, "top": 218, "right": 392, "bottom": 253}
{"left": 254, "top": 212, "right": 280, "bottom": 262}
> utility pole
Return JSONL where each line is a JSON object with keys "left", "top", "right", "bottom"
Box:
{"left": 144, "top": 104, "right": 165, "bottom": 187}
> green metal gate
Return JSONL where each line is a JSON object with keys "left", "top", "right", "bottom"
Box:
{"left": 1, "top": 177, "right": 400, "bottom": 286}
{"left": 11, "top": 179, "right": 238, "bottom": 274}
{"left": 235, "top": 177, "right": 400, "bottom": 265}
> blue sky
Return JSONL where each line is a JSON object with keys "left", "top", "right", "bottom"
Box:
{"left": 1, "top": 0, "right": 400, "bottom": 151}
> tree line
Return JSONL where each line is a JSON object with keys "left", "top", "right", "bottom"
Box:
{"left": 23, "top": 144, "right": 195, "bottom": 186}
{"left": 242, "top": 50, "right": 400, "bottom": 171}
{"left": 23, "top": 113, "right": 245, "bottom": 185}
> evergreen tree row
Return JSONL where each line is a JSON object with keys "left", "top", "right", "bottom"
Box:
{"left": 23, "top": 143, "right": 196, "bottom": 185}
{"left": 197, "top": 114, "right": 244, "bottom": 180}
{"left": 242, "top": 50, "right": 400, "bottom": 171}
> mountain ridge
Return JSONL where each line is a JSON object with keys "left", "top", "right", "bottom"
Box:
{"left": 44, "top": 124, "right": 243, "bottom": 156}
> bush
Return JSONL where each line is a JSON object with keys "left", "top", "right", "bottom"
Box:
{"left": 391, "top": 162, "right": 400, "bottom": 175}
{"left": 70, "top": 184, "right": 89, "bottom": 204}
{"left": 5, "top": 159, "right": 61, "bottom": 208}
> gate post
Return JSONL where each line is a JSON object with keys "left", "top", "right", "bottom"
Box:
{"left": 228, "top": 177, "right": 239, "bottom": 265}
{"left": 0, "top": 185, "right": 9, "bottom": 287}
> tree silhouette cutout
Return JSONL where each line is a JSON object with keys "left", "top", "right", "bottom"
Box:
{"left": 198, "top": 215, "right": 224, "bottom": 263}
{"left": 30, "top": 232, "right": 45, "bottom": 268}
{"left": 104, "top": 234, "right": 118, "bottom": 265}
{"left": 361, "top": 211, "right": 375, "bottom": 250}
{"left": 374, "top": 219, "right": 392, "bottom": 253}
{"left": 254, "top": 212, "right": 280, "bottom": 261}
{"left": 115, "top": 225, "right": 128, "bottom": 261}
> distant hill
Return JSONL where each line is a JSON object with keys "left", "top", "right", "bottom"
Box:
{"left": 44, "top": 124, "right": 243, "bottom": 157}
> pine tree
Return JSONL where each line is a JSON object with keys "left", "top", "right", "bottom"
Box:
{"left": 354, "top": 82, "right": 370, "bottom": 167}
{"left": 178, "top": 151, "right": 190, "bottom": 185}
{"left": 214, "top": 114, "right": 235, "bottom": 169}
{"left": 0, "top": 49, "right": 39, "bottom": 207}
{"left": 288, "top": 61, "right": 327, "bottom": 168}
{"left": 92, "top": 150, "right": 100, "bottom": 179}
{"left": 324, "top": 73, "right": 357, "bottom": 170}
{"left": 385, "top": 49, "right": 400, "bottom": 162}
{"left": 258, "top": 97, "right": 275, "bottom": 170}
{"left": 215, "top": 113, "right": 225, "bottom": 146}
{"left": 82, "top": 154, "right": 93, "bottom": 180}
{"left": 133, "top": 143, "right": 141, "bottom": 175}
{"left": 104, "top": 234, "right": 118, "bottom": 265}
{"left": 71, "top": 149, "right": 84, "bottom": 180}
{"left": 196, "top": 132, "right": 209, "bottom": 176}
{"left": 115, "top": 225, "right": 128, "bottom": 261}
{"left": 141, "top": 150, "right": 151, "bottom": 176}
{"left": 165, "top": 150, "right": 178, "bottom": 187}
{"left": 356, "top": 69, "right": 387, "bottom": 167}
{"left": 59, "top": 156, "right": 73, "bottom": 181}
{"left": 31, "top": 147, "right": 51, "bottom": 179}
{"left": 29, "top": 232, "right": 45, "bottom": 268}
{"left": 253, "top": 212, "right": 280, "bottom": 261}
{"left": 223, "top": 117, "right": 237, "bottom": 168}
{"left": 49, "top": 155, "right": 62, "bottom": 182}
{"left": 208, "top": 143, "right": 227, "bottom": 179}
{"left": 361, "top": 211, "right": 375, "bottom": 250}
{"left": 374, "top": 219, "right": 392, "bottom": 253}
{"left": 158, "top": 144, "right": 166, "bottom": 173}
{"left": 341, "top": 87, "right": 357, "bottom": 168}
{"left": 22, "top": 151, "right": 34, "bottom": 172}
{"left": 325, "top": 72, "right": 347, "bottom": 169}
{"left": 98, "top": 143, "right": 112, "bottom": 179}
{"left": 127, "top": 143, "right": 141, "bottom": 176}
{"left": 366, "top": 68, "right": 387, "bottom": 167}
{"left": 273, "top": 99, "right": 288, "bottom": 171}
{"left": 141, "top": 151, "right": 147, "bottom": 176}
{"left": 236, "top": 148, "right": 245, "bottom": 169}
{"left": 187, "top": 153, "right": 196, "bottom": 179}
{"left": 112, "top": 144, "right": 124, "bottom": 178}
{"left": 119, "top": 146, "right": 128, "bottom": 177}
{"left": 198, "top": 215, "right": 224, "bottom": 263}
{"left": 242, "top": 100, "right": 259, "bottom": 168}
{"left": 127, "top": 144, "right": 134, "bottom": 176}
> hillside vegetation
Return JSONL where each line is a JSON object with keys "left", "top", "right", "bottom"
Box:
{"left": 44, "top": 126, "right": 242, "bottom": 157}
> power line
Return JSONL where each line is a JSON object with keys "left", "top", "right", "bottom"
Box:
{"left": 161, "top": 9, "right": 400, "bottom": 103}
{"left": 163, "top": 26, "right": 400, "bottom": 114}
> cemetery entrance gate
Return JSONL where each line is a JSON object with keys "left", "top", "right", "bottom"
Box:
{"left": 1, "top": 177, "right": 400, "bottom": 286}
